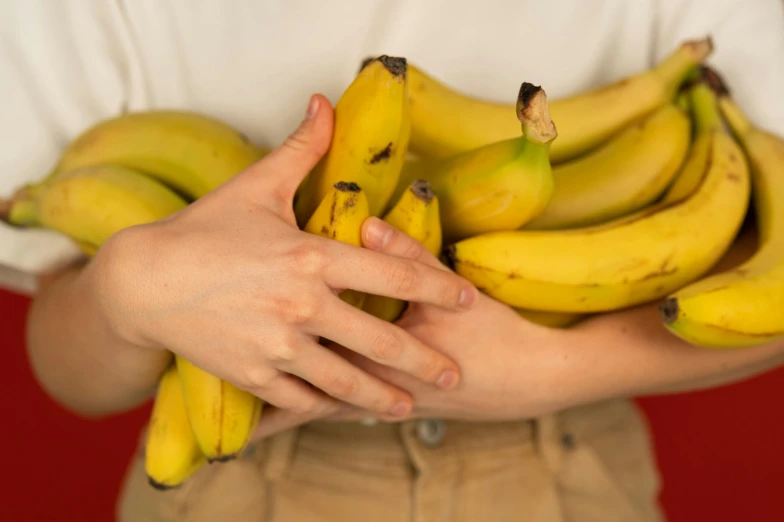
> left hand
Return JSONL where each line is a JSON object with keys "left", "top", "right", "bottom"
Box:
{"left": 252, "top": 217, "right": 583, "bottom": 440}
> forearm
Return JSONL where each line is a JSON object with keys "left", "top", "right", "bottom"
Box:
{"left": 566, "top": 303, "right": 784, "bottom": 403}
{"left": 26, "top": 262, "right": 171, "bottom": 418}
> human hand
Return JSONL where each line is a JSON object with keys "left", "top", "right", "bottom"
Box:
{"left": 83, "top": 94, "right": 477, "bottom": 419}
{"left": 248, "top": 217, "right": 578, "bottom": 440}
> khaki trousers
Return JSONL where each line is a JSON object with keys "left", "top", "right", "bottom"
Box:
{"left": 118, "top": 398, "right": 665, "bottom": 522}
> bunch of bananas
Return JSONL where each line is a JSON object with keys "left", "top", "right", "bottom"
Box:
{"left": 3, "top": 37, "right": 783, "bottom": 489}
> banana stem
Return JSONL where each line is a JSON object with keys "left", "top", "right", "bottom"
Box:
{"left": 688, "top": 82, "right": 723, "bottom": 135}
{"left": 516, "top": 83, "right": 557, "bottom": 145}
{"left": 654, "top": 37, "right": 714, "bottom": 96}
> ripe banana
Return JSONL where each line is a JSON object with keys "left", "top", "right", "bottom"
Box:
{"left": 363, "top": 179, "right": 442, "bottom": 321}
{"left": 393, "top": 83, "right": 556, "bottom": 242}
{"left": 447, "top": 79, "right": 750, "bottom": 313}
{"left": 407, "top": 37, "right": 712, "bottom": 163}
{"left": 145, "top": 363, "right": 207, "bottom": 490}
{"left": 524, "top": 103, "right": 691, "bottom": 230}
{"left": 304, "top": 181, "right": 371, "bottom": 309}
{"left": 294, "top": 55, "right": 411, "bottom": 224}
{"left": 5, "top": 164, "right": 187, "bottom": 248}
{"left": 175, "top": 356, "right": 262, "bottom": 462}
{"left": 42, "top": 110, "right": 266, "bottom": 199}
{"left": 661, "top": 72, "right": 784, "bottom": 348}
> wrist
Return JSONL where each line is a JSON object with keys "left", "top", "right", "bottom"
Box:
{"left": 78, "top": 227, "right": 159, "bottom": 350}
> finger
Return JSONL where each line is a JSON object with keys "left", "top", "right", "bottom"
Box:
{"left": 249, "top": 371, "right": 335, "bottom": 417}
{"left": 248, "top": 93, "right": 334, "bottom": 205}
{"left": 361, "top": 217, "right": 444, "bottom": 270}
{"left": 322, "top": 239, "right": 477, "bottom": 311}
{"left": 277, "top": 337, "right": 415, "bottom": 416}
{"left": 310, "top": 296, "right": 461, "bottom": 390}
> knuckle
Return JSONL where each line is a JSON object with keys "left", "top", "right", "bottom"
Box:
{"left": 439, "top": 275, "right": 462, "bottom": 306}
{"left": 385, "top": 261, "right": 419, "bottom": 295}
{"left": 240, "top": 366, "right": 274, "bottom": 391}
{"left": 287, "top": 242, "right": 326, "bottom": 276}
{"left": 266, "top": 341, "right": 298, "bottom": 364}
{"left": 289, "top": 395, "right": 323, "bottom": 416}
{"left": 371, "top": 329, "right": 403, "bottom": 361}
{"left": 283, "top": 129, "right": 311, "bottom": 153}
{"left": 399, "top": 236, "right": 423, "bottom": 260}
{"left": 323, "top": 372, "right": 360, "bottom": 399}
{"left": 418, "top": 352, "right": 445, "bottom": 383}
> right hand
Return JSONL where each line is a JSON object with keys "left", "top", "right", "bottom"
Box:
{"left": 83, "top": 94, "right": 476, "bottom": 419}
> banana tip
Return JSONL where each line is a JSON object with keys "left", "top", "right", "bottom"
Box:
{"left": 684, "top": 35, "right": 714, "bottom": 61}
{"left": 377, "top": 55, "right": 407, "bottom": 78}
{"left": 659, "top": 297, "right": 680, "bottom": 324}
{"left": 700, "top": 65, "right": 731, "bottom": 97}
{"left": 410, "top": 179, "right": 435, "bottom": 204}
{"left": 516, "top": 82, "right": 557, "bottom": 144}
{"left": 442, "top": 244, "right": 458, "bottom": 270}
{"left": 207, "top": 454, "right": 238, "bottom": 464}
{"left": 147, "top": 477, "right": 181, "bottom": 491}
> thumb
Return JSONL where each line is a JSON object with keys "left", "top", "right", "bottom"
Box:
{"left": 247, "top": 94, "right": 334, "bottom": 210}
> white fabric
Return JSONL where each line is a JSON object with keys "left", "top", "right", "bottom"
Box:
{"left": 2, "top": 0, "right": 784, "bottom": 294}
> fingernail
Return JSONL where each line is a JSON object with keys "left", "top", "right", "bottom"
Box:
{"left": 459, "top": 287, "right": 475, "bottom": 308}
{"left": 390, "top": 401, "right": 412, "bottom": 417}
{"left": 436, "top": 369, "right": 458, "bottom": 389}
{"left": 305, "top": 95, "right": 319, "bottom": 119}
{"left": 365, "top": 219, "right": 393, "bottom": 249}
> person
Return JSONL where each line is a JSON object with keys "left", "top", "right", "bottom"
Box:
{"left": 2, "top": 1, "right": 784, "bottom": 521}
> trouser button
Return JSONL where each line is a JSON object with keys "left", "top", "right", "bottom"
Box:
{"left": 415, "top": 419, "right": 446, "bottom": 447}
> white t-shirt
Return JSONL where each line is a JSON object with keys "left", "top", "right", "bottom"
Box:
{"left": 2, "top": 0, "right": 784, "bottom": 295}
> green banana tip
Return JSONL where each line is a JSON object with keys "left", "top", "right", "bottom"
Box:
{"left": 659, "top": 297, "right": 681, "bottom": 324}
{"left": 700, "top": 65, "right": 731, "bottom": 97}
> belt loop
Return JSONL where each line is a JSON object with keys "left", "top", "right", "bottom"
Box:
{"left": 534, "top": 412, "right": 565, "bottom": 476}
{"left": 248, "top": 427, "right": 300, "bottom": 483}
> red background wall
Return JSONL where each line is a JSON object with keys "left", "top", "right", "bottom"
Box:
{"left": 1, "top": 287, "right": 782, "bottom": 522}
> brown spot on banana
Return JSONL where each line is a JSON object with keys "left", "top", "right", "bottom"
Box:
{"left": 369, "top": 143, "right": 393, "bottom": 164}
{"left": 410, "top": 180, "right": 435, "bottom": 203}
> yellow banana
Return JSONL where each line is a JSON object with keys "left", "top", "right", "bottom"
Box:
{"left": 5, "top": 164, "right": 188, "bottom": 247}
{"left": 295, "top": 55, "right": 411, "bottom": 224}
{"left": 514, "top": 309, "right": 585, "bottom": 329}
{"left": 304, "top": 181, "right": 371, "bottom": 309}
{"left": 145, "top": 363, "right": 207, "bottom": 490}
{"left": 393, "top": 83, "right": 556, "bottom": 242}
{"left": 175, "top": 356, "right": 262, "bottom": 462}
{"left": 661, "top": 71, "right": 784, "bottom": 348}
{"left": 44, "top": 110, "right": 266, "bottom": 199}
{"left": 447, "top": 79, "right": 750, "bottom": 313}
{"left": 524, "top": 103, "right": 691, "bottom": 230}
{"left": 363, "top": 179, "right": 442, "bottom": 321}
{"left": 407, "top": 37, "right": 712, "bottom": 163}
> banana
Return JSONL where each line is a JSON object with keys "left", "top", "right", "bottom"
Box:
{"left": 523, "top": 103, "right": 691, "bottom": 230}
{"left": 407, "top": 37, "right": 712, "bottom": 163}
{"left": 5, "top": 164, "right": 188, "bottom": 247}
{"left": 304, "top": 181, "right": 371, "bottom": 309}
{"left": 447, "top": 79, "right": 750, "bottom": 313}
{"left": 175, "top": 356, "right": 262, "bottom": 462}
{"left": 294, "top": 55, "right": 411, "bottom": 224}
{"left": 363, "top": 179, "right": 442, "bottom": 321}
{"left": 392, "top": 82, "right": 556, "bottom": 242}
{"left": 514, "top": 309, "right": 585, "bottom": 329}
{"left": 145, "top": 363, "right": 207, "bottom": 490}
{"left": 661, "top": 70, "right": 784, "bottom": 348}
{"left": 43, "top": 110, "right": 266, "bottom": 199}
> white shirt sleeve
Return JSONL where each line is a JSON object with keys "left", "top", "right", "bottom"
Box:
{"left": 0, "top": 1, "right": 144, "bottom": 294}
{"left": 653, "top": 0, "right": 784, "bottom": 136}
